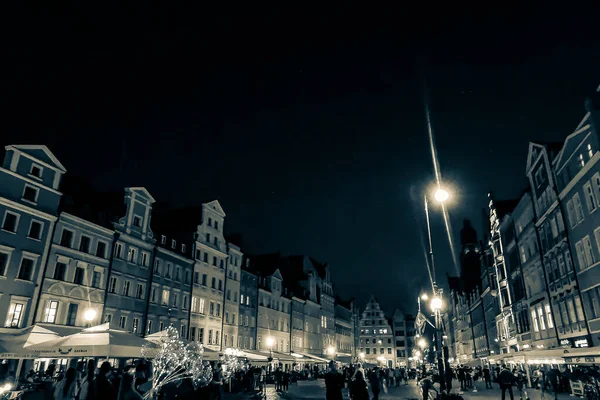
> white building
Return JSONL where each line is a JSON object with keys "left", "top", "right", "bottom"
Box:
{"left": 358, "top": 296, "right": 395, "bottom": 367}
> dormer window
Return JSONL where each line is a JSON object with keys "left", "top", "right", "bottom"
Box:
{"left": 22, "top": 185, "right": 39, "bottom": 204}
{"left": 161, "top": 235, "right": 166, "bottom": 245}
{"left": 181, "top": 244, "right": 186, "bottom": 253}
{"left": 29, "top": 164, "right": 43, "bottom": 179}
{"left": 588, "top": 143, "right": 594, "bottom": 158}
{"left": 133, "top": 215, "right": 142, "bottom": 228}
{"left": 171, "top": 239, "right": 176, "bottom": 249}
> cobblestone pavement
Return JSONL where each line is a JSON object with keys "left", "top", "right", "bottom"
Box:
{"left": 226, "top": 378, "right": 576, "bottom": 400}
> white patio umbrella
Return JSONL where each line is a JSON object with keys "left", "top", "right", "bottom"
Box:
{"left": 25, "top": 323, "right": 158, "bottom": 358}
{"left": 0, "top": 325, "right": 61, "bottom": 359}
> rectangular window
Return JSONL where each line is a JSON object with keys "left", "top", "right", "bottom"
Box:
{"left": 576, "top": 241, "right": 587, "bottom": 270}
{"left": 175, "top": 267, "right": 181, "bottom": 281}
{"left": 202, "top": 274, "right": 207, "bottom": 286}
{"left": 575, "top": 295, "right": 586, "bottom": 322}
{"left": 154, "top": 259, "right": 161, "bottom": 274}
{"left": 128, "top": 247, "right": 137, "bottom": 263}
{"left": 109, "top": 276, "right": 117, "bottom": 293}
{"left": 133, "top": 215, "right": 142, "bottom": 228}
{"left": 119, "top": 316, "right": 127, "bottom": 329}
{"left": 159, "top": 322, "right": 164, "bottom": 332}
{"left": 212, "top": 256, "right": 217, "bottom": 266}
{"left": 215, "top": 221, "right": 219, "bottom": 230}
{"left": 162, "top": 290, "right": 169, "bottom": 306}
{"left": 44, "top": 300, "right": 59, "bottom": 323}
{"left": 60, "top": 229, "right": 74, "bottom": 247}
{"left": 172, "top": 293, "right": 178, "bottom": 307}
{"left": 66, "top": 304, "right": 78, "bottom": 326}
{"left": 123, "top": 281, "right": 130, "bottom": 297}
{"left": 199, "top": 328, "right": 204, "bottom": 343}
{"left": 0, "top": 252, "right": 9, "bottom": 276}
{"left": 73, "top": 267, "right": 84, "bottom": 285}
{"left": 203, "top": 253, "right": 208, "bottom": 263}
{"left": 5, "top": 303, "right": 24, "bottom": 327}
{"left": 216, "top": 303, "right": 221, "bottom": 317}
{"left": 208, "top": 329, "right": 213, "bottom": 344}
{"left": 181, "top": 325, "right": 186, "bottom": 338}
{"left": 136, "top": 283, "right": 144, "bottom": 299}
{"left": 165, "top": 263, "right": 172, "bottom": 279}
{"left": 22, "top": 185, "right": 39, "bottom": 203}
{"left": 183, "top": 295, "right": 188, "bottom": 310}
{"left": 96, "top": 241, "right": 107, "bottom": 258}
{"left": 550, "top": 218, "right": 559, "bottom": 238}
{"left": 147, "top": 320, "right": 153, "bottom": 334}
{"left": 531, "top": 309, "right": 539, "bottom": 332}
{"left": 2, "top": 211, "right": 19, "bottom": 233}
{"left": 537, "top": 306, "right": 546, "bottom": 330}
{"left": 133, "top": 318, "right": 139, "bottom": 333}
{"left": 211, "top": 277, "right": 216, "bottom": 289}
{"left": 227, "top": 289, "right": 231, "bottom": 300}
{"left": 54, "top": 262, "right": 67, "bottom": 281}
{"left": 185, "top": 270, "right": 190, "bottom": 284}
{"left": 209, "top": 301, "right": 215, "bottom": 316}
{"left": 171, "top": 239, "right": 176, "bottom": 249}
{"left": 30, "top": 164, "right": 43, "bottom": 178}
{"left": 28, "top": 220, "right": 43, "bottom": 240}
{"left": 583, "top": 236, "right": 595, "bottom": 267}
{"left": 199, "top": 298, "right": 205, "bottom": 314}
{"left": 18, "top": 257, "right": 34, "bottom": 281}
{"left": 218, "top": 280, "right": 223, "bottom": 291}
{"left": 141, "top": 252, "right": 149, "bottom": 267}
{"left": 161, "top": 235, "right": 166, "bottom": 245}
{"left": 574, "top": 193, "right": 585, "bottom": 223}
{"left": 79, "top": 236, "right": 91, "bottom": 253}
{"left": 567, "top": 298, "right": 577, "bottom": 323}
{"left": 114, "top": 242, "right": 123, "bottom": 258}
{"left": 151, "top": 287, "right": 157, "bottom": 303}
{"left": 584, "top": 182, "right": 598, "bottom": 212}
{"left": 545, "top": 304, "right": 554, "bottom": 329}
{"left": 215, "top": 331, "right": 220, "bottom": 345}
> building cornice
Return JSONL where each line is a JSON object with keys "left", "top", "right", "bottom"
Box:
{"left": 60, "top": 212, "right": 114, "bottom": 235}
{"left": 0, "top": 167, "right": 63, "bottom": 195}
{"left": 0, "top": 196, "right": 57, "bottom": 221}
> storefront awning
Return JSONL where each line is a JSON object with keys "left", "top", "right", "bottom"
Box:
{"left": 562, "top": 347, "right": 600, "bottom": 364}
{"left": 0, "top": 325, "right": 63, "bottom": 359}
{"left": 294, "top": 352, "right": 330, "bottom": 363}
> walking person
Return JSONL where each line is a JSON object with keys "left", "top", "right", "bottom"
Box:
{"left": 212, "top": 363, "right": 225, "bottom": 400}
{"left": 350, "top": 371, "right": 369, "bottom": 400}
{"left": 53, "top": 368, "right": 79, "bottom": 400}
{"left": 499, "top": 366, "right": 516, "bottom": 400}
{"left": 516, "top": 371, "right": 526, "bottom": 400}
{"left": 369, "top": 367, "right": 381, "bottom": 400}
{"left": 78, "top": 360, "right": 96, "bottom": 400}
{"left": 394, "top": 368, "right": 401, "bottom": 387}
{"left": 117, "top": 369, "right": 143, "bottom": 400}
{"left": 483, "top": 365, "right": 492, "bottom": 389}
{"left": 325, "top": 361, "right": 344, "bottom": 400}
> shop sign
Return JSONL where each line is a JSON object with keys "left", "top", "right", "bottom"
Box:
{"left": 560, "top": 339, "right": 570, "bottom": 346}
{"left": 574, "top": 339, "right": 589, "bottom": 348}
{"left": 564, "top": 357, "right": 596, "bottom": 364}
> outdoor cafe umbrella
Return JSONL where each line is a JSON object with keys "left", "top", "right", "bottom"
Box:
{"left": 0, "top": 325, "right": 62, "bottom": 359}
{"left": 25, "top": 323, "right": 158, "bottom": 358}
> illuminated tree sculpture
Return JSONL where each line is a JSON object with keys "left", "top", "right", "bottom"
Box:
{"left": 142, "top": 327, "right": 212, "bottom": 399}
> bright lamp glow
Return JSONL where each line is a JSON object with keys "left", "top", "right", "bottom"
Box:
{"left": 327, "top": 346, "right": 335, "bottom": 355}
{"left": 420, "top": 294, "right": 429, "bottom": 301}
{"left": 418, "top": 338, "right": 427, "bottom": 349}
{"left": 266, "top": 337, "right": 275, "bottom": 347}
{"left": 359, "top": 352, "right": 365, "bottom": 359}
{"left": 414, "top": 351, "right": 421, "bottom": 357}
{"left": 434, "top": 188, "right": 450, "bottom": 203}
{"left": 431, "top": 297, "right": 443, "bottom": 310}
{"left": 84, "top": 309, "right": 97, "bottom": 322}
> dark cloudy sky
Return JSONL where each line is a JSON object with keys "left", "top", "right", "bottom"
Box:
{"left": 2, "top": 6, "right": 600, "bottom": 315}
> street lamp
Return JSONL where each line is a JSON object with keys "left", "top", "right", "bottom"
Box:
{"left": 430, "top": 296, "right": 443, "bottom": 311}
{"left": 418, "top": 338, "right": 427, "bottom": 350}
{"left": 327, "top": 346, "right": 336, "bottom": 362}
{"left": 359, "top": 352, "right": 365, "bottom": 360}
{"left": 84, "top": 309, "right": 97, "bottom": 326}
{"left": 434, "top": 188, "right": 450, "bottom": 204}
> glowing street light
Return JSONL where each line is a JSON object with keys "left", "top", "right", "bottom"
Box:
{"left": 430, "top": 296, "right": 443, "bottom": 311}
{"left": 434, "top": 188, "right": 450, "bottom": 203}
{"left": 418, "top": 338, "right": 427, "bottom": 350}
{"left": 84, "top": 309, "right": 97, "bottom": 322}
{"left": 420, "top": 293, "right": 429, "bottom": 301}
{"left": 359, "top": 352, "right": 365, "bottom": 359}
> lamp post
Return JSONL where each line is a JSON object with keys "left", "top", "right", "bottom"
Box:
{"left": 84, "top": 309, "right": 97, "bottom": 327}
{"left": 421, "top": 186, "right": 451, "bottom": 391}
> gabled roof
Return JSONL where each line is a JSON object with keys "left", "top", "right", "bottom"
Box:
{"left": 203, "top": 200, "right": 226, "bottom": 217}
{"left": 553, "top": 117, "right": 592, "bottom": 169}
{"left": 127, "top": 187, "right": 156, "bottom": 203}
{"left": 6, "top": 144, "right": 67, "bottom": 172}
{"left": 525, "top": 141, "right": 563, "bottom": 175}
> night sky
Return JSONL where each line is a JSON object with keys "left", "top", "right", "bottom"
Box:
{"left": 3, "top": 6, "right": 600, "bottom": 315}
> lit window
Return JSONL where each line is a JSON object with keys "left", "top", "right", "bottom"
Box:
{"left": 162, "top": 290, "right": 169, "bottom": 306}
{"left": 5, "top": 302, "right": 24, "bottom": 327}
{"left": 43, "top": 300, "right": 59, "bottom": 323}
{"left": 588, "top": 143, "right": 594, "bottom": 158}
{"left": 580, "top": 154, "right": 585, "bottom": 167}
